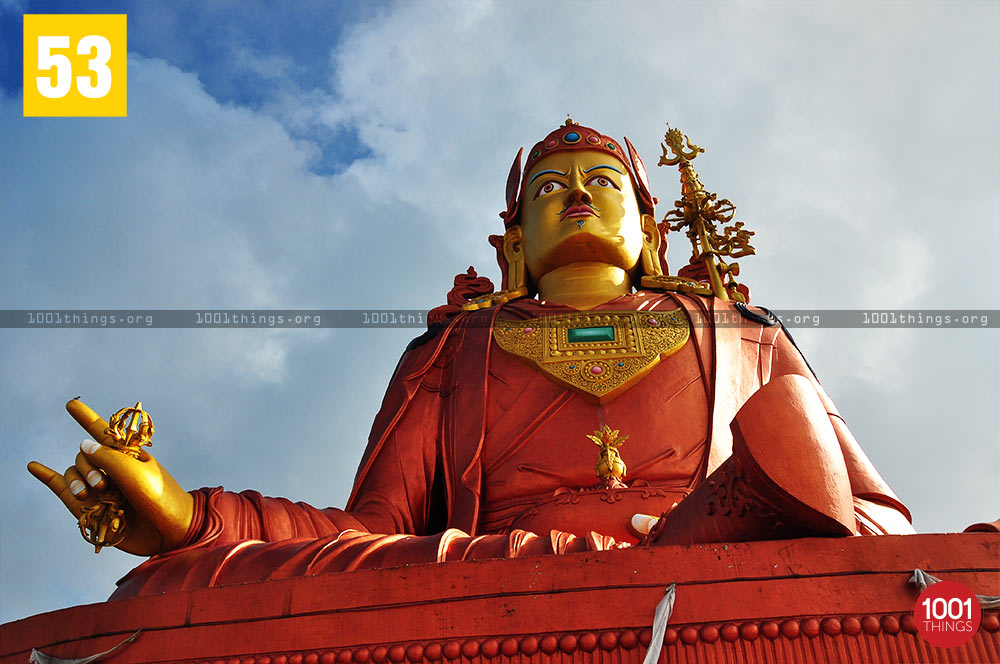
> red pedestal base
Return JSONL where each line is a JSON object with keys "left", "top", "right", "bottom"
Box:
{"left": 2, "top": 533, "right": 997, "bottom": 664}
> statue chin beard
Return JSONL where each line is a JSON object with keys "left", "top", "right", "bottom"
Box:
{"left": 530, "top": 234, "right": 641, "bottom": 310}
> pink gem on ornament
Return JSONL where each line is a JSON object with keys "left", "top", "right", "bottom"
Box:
{"left": 523, "top": 327, "right": 534, "bottom": 334}
{"left": 545, "top": 139, "right": 558, "bottom": 148}
{"left": 647, "top": 318, "right": 659, "bottom": 326}
{"left": 590, "top": 365, "right": 604, "bottom": 375}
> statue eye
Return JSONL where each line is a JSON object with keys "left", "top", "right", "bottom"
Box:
{"left": 586, "top": 175, "right": 619, "bottom": 190}
{"left": 534, "top": 180, "right": 567, "bottom": 198}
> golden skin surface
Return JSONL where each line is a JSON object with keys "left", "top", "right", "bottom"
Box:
{"left": 519, "top": 150, "right": 657, "bottom": 309}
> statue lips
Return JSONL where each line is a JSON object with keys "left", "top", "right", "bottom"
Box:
{"left": 561, "top": 204, "right": 599, "bottom": 221}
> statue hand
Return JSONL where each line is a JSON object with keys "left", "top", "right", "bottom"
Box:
{"left": 27, "top": 400, "right": 194, "bottom": 556}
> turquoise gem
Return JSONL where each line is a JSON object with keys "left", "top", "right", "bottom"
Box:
{"left": 567, "top": 326, "right": 615, "bottom": 343}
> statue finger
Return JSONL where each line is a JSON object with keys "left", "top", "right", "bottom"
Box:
{"left": 78, "top": 439, "right": 139, "bottom": 481}
{"left": 80, "top": 437, "right": 156, "bottom": 465}
{"left": 64, "top": 465, "right": 89, "bottom": 501}
{"left": 27, "top": 461, "right": 85, "bottom": 517}
{"left": 27, "top": 460, "right": 65, "bottom": 494}
{"left": 75, "top": 448, "right": 108, "bottom": 491}
{"left": 66, "top": 398, "right": 114, "bottom": 445}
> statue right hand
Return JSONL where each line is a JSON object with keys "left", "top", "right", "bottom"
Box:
{"left": 27, "top": 400, "right": 194, "bottom": 557}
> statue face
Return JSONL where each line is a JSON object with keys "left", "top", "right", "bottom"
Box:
{"left": 520, "top": 149, "right": 645, "bottom": 282}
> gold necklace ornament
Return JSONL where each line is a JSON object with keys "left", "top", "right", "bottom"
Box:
{"left": 639, "top": 274, "right": 713, "bottom": 296}
{"left": 78, "top": 401, "right": 154, "bottom": 552}
{"left": 493, "top": 309, "right": 690, "bottom": 403}
{"left": 462, "top": 287, "right": 531, "bottom": 311}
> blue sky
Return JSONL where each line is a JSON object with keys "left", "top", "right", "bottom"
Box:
{"left": 1, "top": 0, "right": 998, "bottom": 625}
{"left": 2, "top": 0, "right": 380, "bottom": 170}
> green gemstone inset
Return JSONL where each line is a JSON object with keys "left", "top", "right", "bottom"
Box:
{"left": 567, "top": 326, "right": 615, "bottom": 343}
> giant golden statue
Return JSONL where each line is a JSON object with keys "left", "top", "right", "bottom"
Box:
{"left": 28, "top": 121, "right": 914, "bottom": 598}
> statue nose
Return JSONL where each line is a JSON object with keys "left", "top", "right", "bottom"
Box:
{"left": 566, "top": 186, "right": 592, "bottom": 207}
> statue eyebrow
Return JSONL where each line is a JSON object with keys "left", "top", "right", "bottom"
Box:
{"left": 527, "top": 169, "right": 568, "bottom": 185}
{"left": 582, "top": 164, "right": 624, "bottom": 174}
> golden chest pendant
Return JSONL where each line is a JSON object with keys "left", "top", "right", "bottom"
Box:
{"left": 492, "top": 309, "right": 690, "bottom": 403}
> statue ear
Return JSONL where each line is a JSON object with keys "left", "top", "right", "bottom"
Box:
{"left": 640, "top": 214, "right": 664, "bottom": 278}
{"left": 624, "top": 136, "right": 656, "bottom": 213}
{"left": 502, "top": 148, "right": 523, "bottom": 225}
{"left": 502, "top": 225, "right": 527, "bottom": 290}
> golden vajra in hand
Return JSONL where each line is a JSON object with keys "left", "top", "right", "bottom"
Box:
{"left": 77, "top": 401, "right": 154, "bottom": 552}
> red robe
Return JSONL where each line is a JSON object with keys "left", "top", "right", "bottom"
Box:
{"left": 112, "top": 292, "right": 911, "bottom": 598}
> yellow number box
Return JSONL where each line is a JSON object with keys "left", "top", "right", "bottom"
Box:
{"left": 23, "top": 14, "right": 127, "bottom": 117}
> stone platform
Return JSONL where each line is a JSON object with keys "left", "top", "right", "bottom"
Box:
{"left": 2, "top": 533, "right": 997, "bottom": 664}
